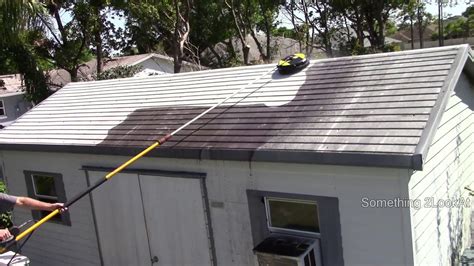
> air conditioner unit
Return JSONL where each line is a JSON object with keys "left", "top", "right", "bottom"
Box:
{"left": 253, "top": 234, "right": 322, "bottom": 266}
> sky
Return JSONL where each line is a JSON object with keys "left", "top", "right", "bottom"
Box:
{"left": 424, "top": 0, "right": 473, "bottom": 17}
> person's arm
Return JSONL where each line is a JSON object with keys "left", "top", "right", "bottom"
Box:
{"left": 15, "top": 197, "right": 64, "bottom": 211}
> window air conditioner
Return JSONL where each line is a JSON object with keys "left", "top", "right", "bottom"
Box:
{"left": 253, "top": 234, "right": 322, "bottom": 266}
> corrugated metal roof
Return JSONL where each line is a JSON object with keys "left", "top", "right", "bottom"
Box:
{"left": 0, "top": 45, "right": 472, "bottom": 169}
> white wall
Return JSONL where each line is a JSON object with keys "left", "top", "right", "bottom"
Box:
{"left": 409, "top": 73, "right": 474, "bottom": 265}
{"left": 136, "top": 57, "right": 199, "bottom": 76}
{"left": 0, "top": 150, "right": 414, "bottom": 266}
{"left": 0, "top": 93, "right": 32, "bottom": 125}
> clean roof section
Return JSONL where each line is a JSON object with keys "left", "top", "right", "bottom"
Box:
{"left": 0, "top": 45, "right": 472, "bottom": 170}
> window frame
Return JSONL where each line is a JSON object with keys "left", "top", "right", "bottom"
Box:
{"left": 264, "top": 197, "right": 321, "bottom": 238}
{"left": 24, "top": 171, "right": 71, "bottom": 226}
{"left": 0, "top": 100, "right": 5, "bottom": 117}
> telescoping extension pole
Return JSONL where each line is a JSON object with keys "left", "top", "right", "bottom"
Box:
{"left": 9, "top": 66, "right": 276, "bottom": 248}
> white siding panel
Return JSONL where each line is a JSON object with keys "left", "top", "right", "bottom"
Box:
{"left": 409, "top": 73, "right": 474, "bottom": 266}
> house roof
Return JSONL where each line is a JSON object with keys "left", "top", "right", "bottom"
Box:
{"left": 49, "top": 53, "right": 201, "bottom": 87}
{"left": 390, "top": 26, "right": 436, "bottom": 42}
{"left": 0, "top": 74, "right": 25, "bottom": 97}
{"left": 0, "top": 45, "right": 472, "bottom": 170}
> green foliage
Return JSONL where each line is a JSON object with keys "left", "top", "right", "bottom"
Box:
{"left": 272, "top": 27, "right": 297, "bottom": 39}
{"left": 0, "top": 181, "right": 13, "bottom": 229}
{"left": 0, "top": 0, "right": 51, "bottom": 103}
{"left": 432, "top": 5, "right": 474, "bottom": 40}
{"left": 123, "top": 3, "right": 165, "bottom": 54}
{"left": 462, "top": 5, "right": 474, "bottom": 17}
{"left": 444, "top": 16, "right": 469, "bottom": 39}
{"left": 94, "top": 65, "right": 142, "bottom": 80}
{"left": 386, "top": 20, "right": 398, "bottom": 36}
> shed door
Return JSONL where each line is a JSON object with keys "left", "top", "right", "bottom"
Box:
{"left": 89, "top": 171, "right": 212, "bottom": 266}
{"left": 89, "top": 172, "right": 151, "bottom": 266}
{"left": 139, "top": 174, "right": 212, "bottom": 266}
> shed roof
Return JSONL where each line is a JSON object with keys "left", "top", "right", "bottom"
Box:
{"left": 0, "top": 45, "right": 473, "bottom": 170}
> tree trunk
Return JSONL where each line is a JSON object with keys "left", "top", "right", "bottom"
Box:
{"left": 209, "top": 46, "right": 223, "bottom": 67}
{"left": 410, "top": 18, "right": 414, "bottom": 49}
{"left": 438, "top": 0, "right": 444, "bottom": 46}
{"left": 417, "top": 6, "right": 424, "bottom": 48}
{"left": 174, "top": 57, "right": 182, "bottom": 73}
{"left": 70, "top": 69, "right": 78, "bottom": 82}
{"left": 242, "top": 42, "right": 250, "bottom": 65}
{"left": 266, "top": 23, "right": 271, "bottom": 62}
{"left": 249, "top": 29, "right": 266, "bottom": 62}
{"left": 376, "top": 16, "right": 385, "bottom": 50}
{"left": 95, "top": 6, "right": 103, "bottom": 75}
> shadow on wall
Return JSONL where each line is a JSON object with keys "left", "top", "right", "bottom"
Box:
{"left": 97, "top": 60, "right": 349, "bottom": 150}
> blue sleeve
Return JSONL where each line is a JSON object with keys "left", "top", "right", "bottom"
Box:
{"left": 0, "top": 193, "right": 17, "bottom": 213}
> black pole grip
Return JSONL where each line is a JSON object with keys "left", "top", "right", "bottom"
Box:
{"left": 65, "top": 177, "right": 108, "bottom": 208}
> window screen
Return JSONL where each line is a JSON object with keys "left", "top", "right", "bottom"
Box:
{"left": 32, "top": 175, "right": 58, "bottom": 199}
{"left": 265, "top": 198, "right": 320, "bottom": 234}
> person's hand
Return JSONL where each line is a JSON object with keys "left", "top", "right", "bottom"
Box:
{"left": 0, "top": 229, "right": 11, "bottom": 241}
{"left": 48, "top": 202, "right": 68, "bottom": 213}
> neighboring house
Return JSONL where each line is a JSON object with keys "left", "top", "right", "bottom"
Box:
{"left": 0, "top": 45, "right": 472, "bottom": 266}
{"left": 391, "top": 24, "right": 436, "bottom": 44}
{"left": 49, "top": 53, "right": 204, "bottom": 88}
{"left": 0, "top": 74, "right": 32, "bottom": 128}
{"left": 392, "top": 18, "right": 474, "bottom": 50}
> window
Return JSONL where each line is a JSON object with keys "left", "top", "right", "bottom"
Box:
{"left": 0, "top": 100, "right": 5, "bottom": 116}
{"left": 247, "top": 190, "right": 344, "bottom": 266}
{"left": 265, "top": 197, "right": 320, "bottom": 236}
{"left": 24, "top": 171, "right": 70, "bottom": 225}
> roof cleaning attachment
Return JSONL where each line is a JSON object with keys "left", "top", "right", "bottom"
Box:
{"left": 0, "top": 65, "right": 278, "bottom": 254}
{"left": 277, "top": 53, "right": 309, "bottom": 75}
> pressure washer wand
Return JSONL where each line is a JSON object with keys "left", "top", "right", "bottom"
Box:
{"left": 7, "top": 66, "right": 276, "bottom": 249}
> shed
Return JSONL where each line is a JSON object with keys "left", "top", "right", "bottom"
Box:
{"left": 0, "top": 45, "right": 473, "bottom": 266}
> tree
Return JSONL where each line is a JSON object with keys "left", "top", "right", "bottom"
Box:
{"left": 224, "top": 0, "right": 254, "bottom": 65}
{"left": 0, "top": 0, "right": 51, "bottom": 103}
{"left": 400, "top": 0, "right": 418, "bottom": 49}
{"left": 124, "top": 0, "right": 194, "bottom": 73}
{"left": 282, "top": 0, "right": 341, "bottom": 57}
{"left": 255, "top": 0, "right": 280, "bottom": 61}
{"left": 41, "top": 1, "right": 94, "bottom": 82}
{"left": 189, "top": 1, "right": 235, "bottom": 68}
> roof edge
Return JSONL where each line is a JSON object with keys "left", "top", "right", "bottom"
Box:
{"left": 132, "top": 53, "right": 204, "bottom": 69}
{"left": 0, "top": 143, "right": 419, "bottom": 169}
{"left": 414, "top": 44, "right": 471, "bottom": 166}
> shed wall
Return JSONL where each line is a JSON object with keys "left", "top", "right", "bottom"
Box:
{"left": 1, "top": 151, "right": 412, "bottom": 266}
{"left": 409, "top": 72, "right": 474, "bottom": 265}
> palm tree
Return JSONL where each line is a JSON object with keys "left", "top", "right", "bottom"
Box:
{"left": 0, "top": 0, "right": 50, "bottom": 104}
